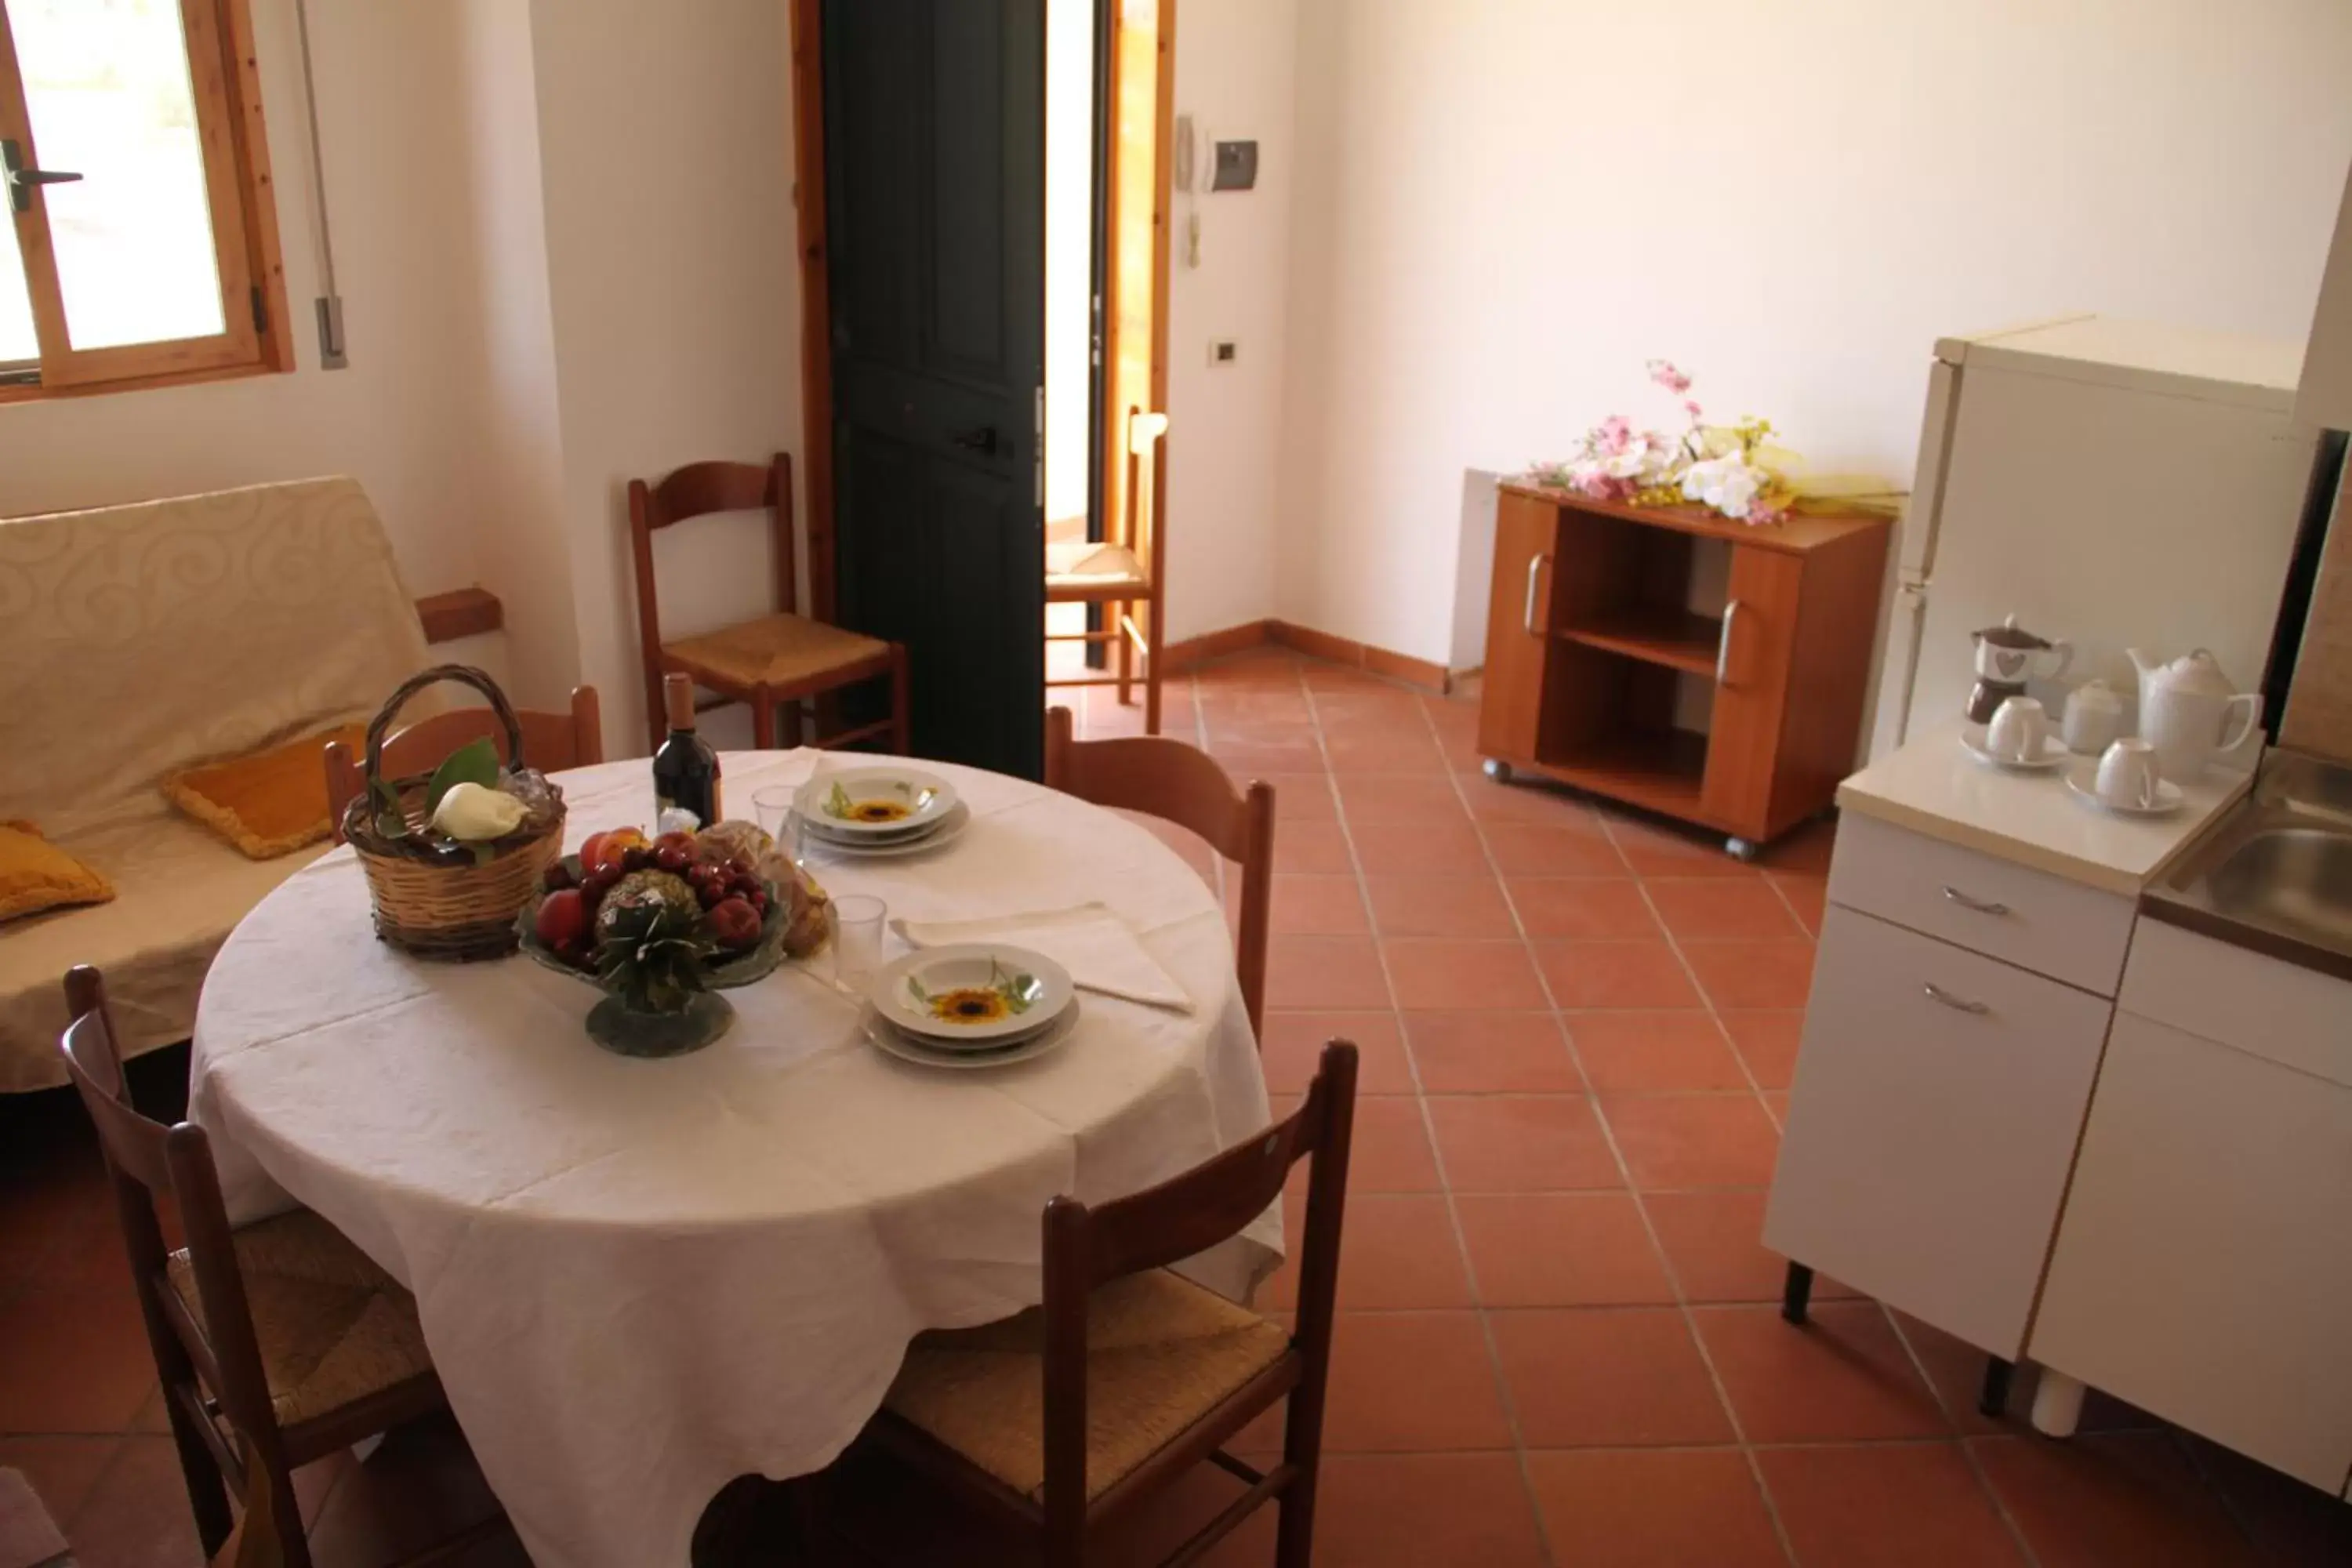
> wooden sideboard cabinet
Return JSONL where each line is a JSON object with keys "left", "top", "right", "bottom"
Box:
{"left": 1476, "top": 483, "right": 1891, "bottom": 855}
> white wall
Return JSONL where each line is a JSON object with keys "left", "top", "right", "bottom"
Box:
{"left": 0, "top": 0, "right": 498, "bottom": 600}
{"left": 1162, "top": 0, "right": 1296, "bottom": 642}
{"left": 524, "top": 0, "right": 801, "bottom": 753}
{"left": 1276, "top": 0, "right": 2352, "bottom": 666}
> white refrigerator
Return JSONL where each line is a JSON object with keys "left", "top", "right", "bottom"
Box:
{"left": 1867, "top": 314, "right": 2319, "bottom": 760}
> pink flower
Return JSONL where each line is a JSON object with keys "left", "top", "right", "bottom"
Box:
{"left": 1597, "top": 413, "right": 1633, "bottom": 454}
{"left": 1682, "top": 399, "right": 1703, "bottom": 419}
{"left": 1647, "top": 359, "right": 1692, "bottom": 395}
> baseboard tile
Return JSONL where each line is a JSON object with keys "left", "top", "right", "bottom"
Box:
{"left": 1158, "top": 617, "right": 1455, "bottom": 695}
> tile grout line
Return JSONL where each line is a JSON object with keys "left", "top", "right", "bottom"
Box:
{"left": 1878, "top": 1318, "right": 2049, "bottom": 1568}
{"left": 1305, "top": 670, "right": 1564, "bottom": 1568}
{"left": 1455, "top": 762, "right": 1803, "bottom": 1568}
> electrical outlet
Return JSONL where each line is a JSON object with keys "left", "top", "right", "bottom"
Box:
{"left": 1209, "top": 339, "right": 1239, "bottom": 366}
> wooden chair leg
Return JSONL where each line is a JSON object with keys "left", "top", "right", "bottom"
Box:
{"left": 1144, "top": 594, "right": 1165, "bottom": 737}
{"left": 162, "top": 1388, "right": 234, "bottom": 1555}
{"left": 1115, "top": 601, "right": 1134, "bottom": 706}
{"left": 751, "top": 688, "right": 778, "bottom": 750}
{"left": 783, "top": 699, "right": 804, "bottom": 748}
{"left": 889, "top": 645, "right": 912, "bottom": 755}
{"left": 263, "top": 1449, "right": 314, "bottom": 1568}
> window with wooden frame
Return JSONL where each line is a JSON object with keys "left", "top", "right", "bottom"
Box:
{"left": 0, "top": 0, "right": 289, "bottom": 401}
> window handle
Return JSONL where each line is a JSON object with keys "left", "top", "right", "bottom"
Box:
{"left": 2, "top": 139, "right": 82, "bottom": 214}
{"left": 1941, "top": 886, "right": 2010, "bottom": 916}
{"left": 1923, "top": 982, "right": 1991, "bottom": 1015}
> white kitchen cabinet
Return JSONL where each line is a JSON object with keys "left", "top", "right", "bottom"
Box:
{"left": 1763, "top": 904, "right": 2113, "bottom": 1357}
{"left": 1825, "top": 811, "right": 2136, "bottom": 996}
{"left": 2031, "top": 918, "right": 2352, "bottom": 1493}
{"left": 2030, "top": 1007, "right": 2352, "bottom": 1493}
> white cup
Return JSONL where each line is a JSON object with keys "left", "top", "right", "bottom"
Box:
{"left": 2095, "top": 738, "right": 2161, "bottom": 810}
{"left": 1987, "top": 695, "right": 2048, "bottom": 763}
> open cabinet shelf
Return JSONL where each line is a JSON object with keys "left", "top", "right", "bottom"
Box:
{"left": 1477, "top": 484, "right": 1894, "bottom": 849}
{"left": 1558, "top": 607, "right": 1723, "bottom": 677}
{"left": 1537, "top": 728, "right": 1710, "bottom": 817}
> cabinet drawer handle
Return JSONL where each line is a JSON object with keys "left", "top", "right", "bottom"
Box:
{"left": 1715, "top": 599, "right": 1742, "bottom": 686}
{"left": 1940, "top": 886, "right": 2010, "bottom": 916}
{"left": 1923, "top": 982, "right": 1991, "bottom": 1015}
{"left": 1523, "top": 552, "right": 1552, "bottom": 636}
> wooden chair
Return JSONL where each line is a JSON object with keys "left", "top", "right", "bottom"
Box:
{"left": 55, "top": 967, "right": 492, "bottom": 1568}
{"left": 628, "top": 453, "right": 909, "bottom": 754}
{"left": 866, "top": 1039, "right": 1358, "bottom": 1568}
{"left": 1044, "top": 705, "right": 1273, "bottom": 1038}
{"left": 322, "top": 684, "right": 604, "bottom": 842}
{"left": 1045, "top": 409, "right": 1168, "bottom": 733}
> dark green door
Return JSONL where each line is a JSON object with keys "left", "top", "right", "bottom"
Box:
{"left": 823, "top": 0, "right": 1046, "bottom": 778}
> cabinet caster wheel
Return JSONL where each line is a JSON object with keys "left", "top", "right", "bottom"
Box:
{"left": 1483, "top": 758, "right": 1514, "bottom": 783}
{"left": 1726, "top": 837, "right": 1759, "bottom": 863}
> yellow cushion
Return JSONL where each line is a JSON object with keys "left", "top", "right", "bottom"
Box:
{"left": 666, "top": 613, "right": 891, "bottom": 691}
{"left": 884, "top": 1269, "right": 1291, "bottom": 1502}
{"left": 161, "top": 725, "right": 365, "bottom": 861}
{"left": 0, "top": 820, "right": 114, "bottom": 923}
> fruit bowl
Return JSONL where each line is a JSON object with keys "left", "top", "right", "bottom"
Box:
{"left": 517, "top": 854, "right": 794, "bottom": 989}
{"left": 516, "top": 825, "right": 808, "bottom": 995}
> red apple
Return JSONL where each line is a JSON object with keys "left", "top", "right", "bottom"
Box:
{"left": 706, "top": 896, "right": 762, "bottom": 951}
{"left": 534, "top": 888, "right": 588, "bottom": 952}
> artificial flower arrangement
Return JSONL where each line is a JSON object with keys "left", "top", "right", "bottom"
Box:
{"left": 1529, "top": 361, "right": 1899, "bottom": 526}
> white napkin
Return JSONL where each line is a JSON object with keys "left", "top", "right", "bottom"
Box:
{"left": 891, "top": 902, "right": 1193, "bottom": 1013}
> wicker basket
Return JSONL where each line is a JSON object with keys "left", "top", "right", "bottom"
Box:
{"left": 343, "top": 665, "right": 565, "bottom": 961}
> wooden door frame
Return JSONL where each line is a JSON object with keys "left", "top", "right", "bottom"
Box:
{"left": 787, "top": 0, "right": 1175, "bottom": 630}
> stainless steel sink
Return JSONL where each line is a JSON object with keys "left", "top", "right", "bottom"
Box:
{"left": 2201, "top": 828, "right": 2352, "bottom": 949}
{"left": 2145, "top": 750, "right": 2352, "bottom": 980}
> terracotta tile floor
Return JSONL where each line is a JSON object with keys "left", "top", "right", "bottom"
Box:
{"left": 4, "top": 645, "right": 2350, "bottom": 1566}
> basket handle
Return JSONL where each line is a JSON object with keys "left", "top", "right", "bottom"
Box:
{"left": 362, "top": 664, "right": 529, "bottom": 792}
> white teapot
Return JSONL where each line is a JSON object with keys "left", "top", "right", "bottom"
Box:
{"left": 2128, "top": 648, "right": 2262, "bottom": 781}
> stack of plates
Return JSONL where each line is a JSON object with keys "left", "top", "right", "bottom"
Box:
{"left": 862, "top": 943, "right": 1080, "bottom": 1069}
{"left": 790, "top": 767, "right": 971, "bottom": 858}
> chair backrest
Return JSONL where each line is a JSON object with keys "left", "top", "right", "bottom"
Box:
{"left": 323, "top": 686, "right": 603, "bottom": 841}
{"left": 626, "top": 454, "right": 803, "bottom": 660}
{"left": 1044, "top": 705, "right": 1275, "bottom": 1036}
{"left": 56, "top": 967, "right": 282, "bottom": 1450}
{"left": 1036, "top": 1040, "right": 1358, "bottom": 1529}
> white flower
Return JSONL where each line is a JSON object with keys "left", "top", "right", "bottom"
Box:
{"left": 1681, "top": 452, "right": 1765, "bottom": 520}
{"left": 1598, "top": 437, "right": 1661, "bottom": 480}
{"left": 430, "top": 780, "right": 527, "bottom": 841}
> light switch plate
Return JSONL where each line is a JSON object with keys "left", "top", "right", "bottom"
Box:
{"left": 1210, "top": 140, "right": 1258, "bottom": 192}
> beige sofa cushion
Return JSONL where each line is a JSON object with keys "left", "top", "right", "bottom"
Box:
{"left": 0, "top": 477, "right": 430, "bottom": 1089}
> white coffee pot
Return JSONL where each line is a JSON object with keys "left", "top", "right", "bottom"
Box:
{"left": 2127, "top": 648, "right": 2262, "bottom": 781}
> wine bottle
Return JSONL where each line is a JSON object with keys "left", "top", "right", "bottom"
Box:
{"left": 652, "top": 673, "right": 722, "bottom": 829}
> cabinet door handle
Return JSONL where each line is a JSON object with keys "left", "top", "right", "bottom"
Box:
{"left": 1523, "top": 552, "right": 1552, "bottom": 636}
{"left": 1941, "top": 886, "right": 2010, "bottom": 916}
{"left": 1922, "top": 982, "right": 1991, "bottom": 1015}
{"left": 1716, "top": 599, "right": 1742, "bottom": 686}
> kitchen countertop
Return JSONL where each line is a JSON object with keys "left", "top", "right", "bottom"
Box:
{"left": 1836, "top": 718, "right": 2251, "bottom": 896}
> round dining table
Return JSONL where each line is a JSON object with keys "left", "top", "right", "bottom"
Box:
{"left": 188, "top": 750, "right": 1279, "bottom": 1568}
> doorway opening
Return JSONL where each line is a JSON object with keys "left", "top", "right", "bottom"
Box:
{"left": 790, "top": 0, "right": 1172, "bottom": 775}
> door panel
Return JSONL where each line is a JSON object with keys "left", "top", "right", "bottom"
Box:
{"left": 1700, "top": 543, "right": 1802, "bottom": 837}
{"left": 1763, "top": 905, "right": 2112, "bottom": 1357}
{"left": 1477, "top": 491, "right": 1558, "bottom": 762}
{"left": 2031, "top": 1011, "right": 2352, "bottom": 1492}
{"left": 824, "top": 0, "right": 1046, "bottom": 777}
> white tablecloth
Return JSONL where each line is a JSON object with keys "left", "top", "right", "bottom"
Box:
{"left": 188, "top": 752, "right": 1278, "bottom": 1568}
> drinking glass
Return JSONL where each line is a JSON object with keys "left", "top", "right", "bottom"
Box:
{"left": 751, "top": 786, "right": 798, "bottom": 858}
{"left": 831, "top": 895, "right": 887, "bottom": 991}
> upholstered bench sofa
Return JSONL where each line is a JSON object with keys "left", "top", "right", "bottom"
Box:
{"left": 0, "top": 478, "right": 431, "bottom": 1091}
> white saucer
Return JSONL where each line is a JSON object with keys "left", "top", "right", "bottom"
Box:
{"left": 2063, "top": 764, "right": 2185, "bottom": 817}
{"left": 1959, "top": 728, "right": 2069, "bottom": 772}
{"left": 793, "top": 800, "right": 971, "bottom": 859}
{"left": 862, "top": 999, "right": 1080, "bottom": 1070}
